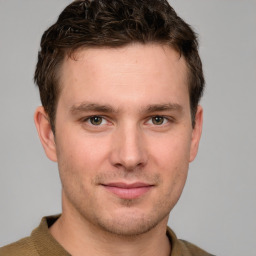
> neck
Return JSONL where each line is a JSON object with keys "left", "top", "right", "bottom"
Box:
{"left": 50, "top": 208, "right": 171, "bottom": 256}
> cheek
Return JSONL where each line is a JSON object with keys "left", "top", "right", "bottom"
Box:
{"left": 55, "top": 130, "right": 111, "bottom": 177}
{"left": 148, "top": 133, "right": 191, "bottom": 194}
{"left": 55, "top": 135, "right": 104, "bottom": 201}
{"left": 148, "top": 132, "right": 192, "bottom": 167}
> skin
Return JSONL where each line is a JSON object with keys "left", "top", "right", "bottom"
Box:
{"left": 34, "top": 43, "right": 203, "bottom": 256}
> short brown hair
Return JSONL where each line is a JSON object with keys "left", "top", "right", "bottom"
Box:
{"left": 34, "top": 0, "right": 204, "bottom": 132}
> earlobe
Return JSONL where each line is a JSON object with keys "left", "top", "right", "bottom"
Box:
{"left": 189, "top": 105, "right": 203, "bottom": 162}
{"left": 34, "top": 106, "right": 57, "bottom": 162}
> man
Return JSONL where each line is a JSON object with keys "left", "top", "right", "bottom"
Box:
{"left": 0, "top": 0, "right": 214, "bottom": 255}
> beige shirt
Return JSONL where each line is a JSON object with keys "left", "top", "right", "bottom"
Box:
{"left": 0, "top": 215, "right": 214, "bottom": 256}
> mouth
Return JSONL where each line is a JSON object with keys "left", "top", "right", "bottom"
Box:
{"left": 101, "top": 182, "right": 154, "bottom": 199}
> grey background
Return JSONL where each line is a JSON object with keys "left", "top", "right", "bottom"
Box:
{"left": 0, "top": 1, "right": 255, "bottom": 255}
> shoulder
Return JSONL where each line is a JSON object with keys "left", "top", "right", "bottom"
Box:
{"left": 0, "top": 236, "right": 38, "bottom": 256}
{"left": 178, "top": 239, "right": 215, "bottom": 256}
{"left": 167, "top": 227, "right": 215, "bottom": 256}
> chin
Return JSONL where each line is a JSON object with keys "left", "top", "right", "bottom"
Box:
{"left": 93, "top": 209, "right": 168, "bottom": 237}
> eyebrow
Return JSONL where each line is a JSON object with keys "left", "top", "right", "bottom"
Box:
{"left": 70, "top": 102, "right": 183, "bottom": 115}
{"left": 70, "top": 102, "right": 117, "bottom": 114}
{"left": 144, "top": 103, "right": 183, "bottom": 114}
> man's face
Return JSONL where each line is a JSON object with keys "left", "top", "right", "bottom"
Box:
{"left": 40, "top": 44, "right": 202, "bottom": 236}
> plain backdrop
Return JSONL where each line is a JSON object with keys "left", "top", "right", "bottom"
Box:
{"left": 0, "top": 1, "right": 255, "bottom": 255}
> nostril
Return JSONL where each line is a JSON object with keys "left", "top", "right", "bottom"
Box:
{"left": 112, "top": 154, "right": 147, "bottom": 171}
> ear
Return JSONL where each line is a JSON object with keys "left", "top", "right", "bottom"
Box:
{"left": 34, "top": 106, "right": 57, "bottom": 162}
{"left": 189, "top": 105, "right": 203, "bottom": 162}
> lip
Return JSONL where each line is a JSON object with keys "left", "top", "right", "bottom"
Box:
{"left": 102, "top": 182, "right": 154, "bottom": 199}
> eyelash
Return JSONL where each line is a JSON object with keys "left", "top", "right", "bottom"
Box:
{"left": 146, "top": 116, "right": 170, "bottom": 125}
{"left": 82, "top": 116, "right": 108, "bottom": 126}
{"left": 82, "top": 115, "right": 173, "bottom": 127}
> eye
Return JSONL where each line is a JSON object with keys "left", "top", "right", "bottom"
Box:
{"left": 87, "top": 116, "right": 106, "bottom": 126}
{"left": 152, "top": 116, "right": 166, "bottom": 125}
{"left": 148, "top": 116, "right": 168, "bottom": 125}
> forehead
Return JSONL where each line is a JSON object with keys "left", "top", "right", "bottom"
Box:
{"left": 58, "top": 44, "right": 189, "bottom": 107}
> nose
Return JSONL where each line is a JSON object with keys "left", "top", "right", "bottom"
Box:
{"left": 109, "top": 124, "right": 148, "bottom": 171}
